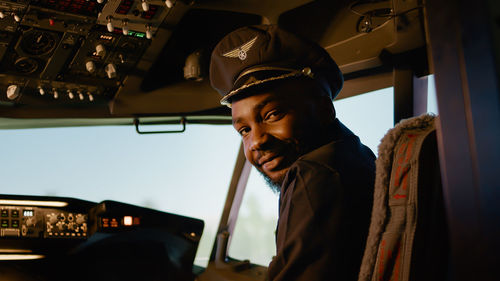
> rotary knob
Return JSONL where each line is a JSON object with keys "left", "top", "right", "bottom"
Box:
{"left": 48, "top": 213, "right": 57, "bottom": 224}
{"left": 105, "top": 63, "right": 117, "bottom": 79}
{"left": 56, "top": 221, "right": 65, "bottom": 231}
{"left": 75, "top": 214, "right": 86, "bottom": 224}
{"left": 67, "top": 222, "right": 76, "bottom": 230}
{"left": 80, "top": 223, "right": 87, "bottom": 233}
{"left": 25, "top": 217, "right": 36, "bottom": 227}
{"left": 95, "top": 44, "right": 106, "bottom": 57}
{"left": 85, "top": 61, "right": 96, "bottom": 73}
{"left": 58, "top": 213, "right": 66, "bottom": 221}
{"left": 6, "top": 85, "right": 20, "bottom": 100}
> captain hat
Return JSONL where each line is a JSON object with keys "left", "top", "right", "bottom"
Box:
{"left": 209, "top": 24, "right": 343, "bottom": 106}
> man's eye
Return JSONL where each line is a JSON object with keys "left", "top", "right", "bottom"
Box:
{"left": 238, "top": 127, "right": 250, "bottom": 136}
{"left": 264, "top": 110, "right": 282, "bottom": 121}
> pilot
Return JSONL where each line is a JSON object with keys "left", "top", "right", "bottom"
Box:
{"left": 210, "top": 25, "right": 376, "bottom": 281}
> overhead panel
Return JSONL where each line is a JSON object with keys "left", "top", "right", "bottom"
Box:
{"left": 96, "top": 0, "right": 171, "bottom": 38}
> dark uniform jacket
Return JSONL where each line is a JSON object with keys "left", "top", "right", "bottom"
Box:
{"left": 268, "top": 119, "right": 376, "bottom": 281}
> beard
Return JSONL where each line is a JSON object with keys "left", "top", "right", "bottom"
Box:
{"left": 258, "top": 169, "right": 283, "bottom": 194}
{"left": 255, "top": 135, "right": 316, "bottom": 194}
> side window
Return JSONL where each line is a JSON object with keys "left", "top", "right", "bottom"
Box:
{"left": 334, "top": 87, "right": 394, "bottom": 154}
{"left": 228, "top": 167, "right": 278, "bottom": 266}
{"left": 427, "top": 74, "right": 439, "bottom": 115}
{"left": 0, "top": 124, "right": 241, "bottom": 268}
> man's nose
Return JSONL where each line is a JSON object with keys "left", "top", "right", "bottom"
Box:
{"left": 248, "top": 126, "right": 270, "bottom": 152}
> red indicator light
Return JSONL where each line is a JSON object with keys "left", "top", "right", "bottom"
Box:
{"left": 141, "top": 4, "right": 158, "bottom": 19}
{"left": 49, "top": 18, "right": 55, "bottom": 26}
{"left": 133, "top": 217, "right": 140, "bottom": 226}
{"left": 116, "top": 8, "right": 129, "bottom": 14}
{"left": 38, "top": 0, "right": 98, "bottom": 16}
{"left": 123, "top": 216, "right": 133, "bottom": 226}
{"left": 115, "top": 0, "right": 133, "bottom": 14}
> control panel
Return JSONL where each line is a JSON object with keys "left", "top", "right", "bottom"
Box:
{"left": 0, "top": 194, "right": 204, "bottom": 281}
{"left": 0, "top": 195, "right": 203, "bottom": 252}
{"left": 96, "top": 0, "right": 170, "bottom": 39}
{"left": 45, "top": 211, "right": 88, "bottom": 238}
{"left": 0, "top": 204, "right": 88, "bottom": 239}
{"left": 0, "top": 0, "right": 165, "bottom": 107}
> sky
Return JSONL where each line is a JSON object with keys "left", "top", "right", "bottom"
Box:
{"left": 0, "top": 76, "right": 438, "bottom": 266}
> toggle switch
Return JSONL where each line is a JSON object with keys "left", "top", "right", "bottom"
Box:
{"left": 12, "top": 13, "right": 20, "bottom": 22}
{"left": 141, "top": 0, "right": 149, "bottom": 12}
{"left": 122, "top": 19, "right": 129, "bottom": 35}
{"left": 146, "top": 24, "right": 152, "bottom": 39}
{"left": 106, "top": 16, "right": 114, "bottom": 32}
{"left": 52, "top": 89, "right": 59, "bottom": 99}
{"left": 165, "top": 0, "right": 174, "bottom": 8}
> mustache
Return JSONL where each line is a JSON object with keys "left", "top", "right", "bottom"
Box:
{"left": 255, "top": 138, "right": 308, "bottom": 166}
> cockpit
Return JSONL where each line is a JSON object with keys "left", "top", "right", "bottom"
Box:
{"left": 1, "top": 0, "right": 499, "bottom": 280}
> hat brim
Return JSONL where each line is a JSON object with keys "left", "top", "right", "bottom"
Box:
{"left": 220, "top": 66, "right": 314, "bottom": 106}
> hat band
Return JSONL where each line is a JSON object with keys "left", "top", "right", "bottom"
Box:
{"left": 220, "top": 67, "right": 314, "bottom": 106}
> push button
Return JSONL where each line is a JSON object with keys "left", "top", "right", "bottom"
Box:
{"left": 11, "top": 210, "right": 19, "bottom": 218}
{"left": 1, "top": 210, "right": 8, "bottom": 217}
{"left": 1, "top": 219, "right": 8, "bottom": 228}
{"left": 11, "top": 220, "right": 19, "bottom": 228}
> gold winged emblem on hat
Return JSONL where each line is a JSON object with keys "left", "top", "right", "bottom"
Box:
{"left": 222, "top": 36, "right": 258, "bottom": 61}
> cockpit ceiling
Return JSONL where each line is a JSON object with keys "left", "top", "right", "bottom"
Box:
{"left": 0, "top": 0, "right": 425, "bottom": 126}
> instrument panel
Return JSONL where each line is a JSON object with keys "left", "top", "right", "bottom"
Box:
{"left": 0, "top": 205, "right": 88, "bottom": 239}
{"left": 0, "top": 0, "right": 165, "bottom": 107}
{"left": 0, "top": 194, "right": 204, "bottom": 281}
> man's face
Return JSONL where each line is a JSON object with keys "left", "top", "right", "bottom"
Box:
{"left": 231, "top": 79, "right": 330, "bottom": 191}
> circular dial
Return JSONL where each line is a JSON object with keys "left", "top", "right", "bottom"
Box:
{"left": 20, "top": 31, "right": 57, "bottom": 56}
{"left": 14, "top": 57, "right": 39, "bottom": 74}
